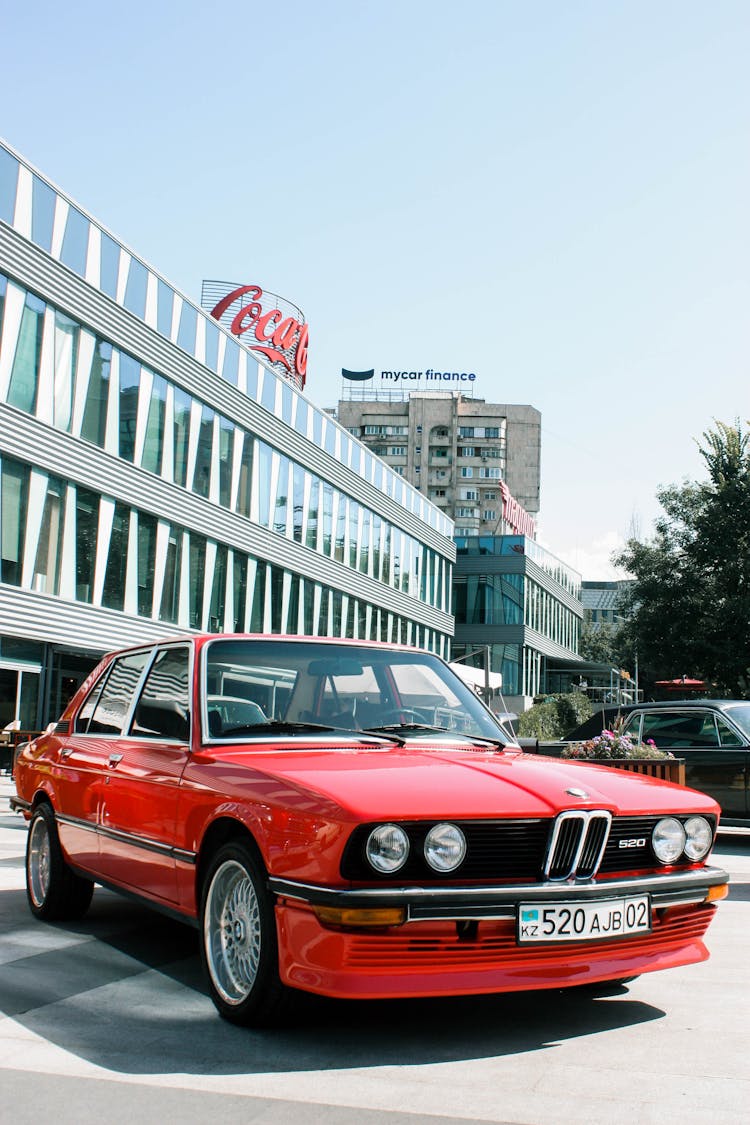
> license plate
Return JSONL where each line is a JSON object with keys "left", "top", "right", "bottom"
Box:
{"left": 517, "top": 895, "right": 651, "bottom": 943}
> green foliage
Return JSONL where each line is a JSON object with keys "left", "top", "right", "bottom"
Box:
{"left": 578, "top": 619, "right": 631, "bottom": 667}
{"left": 616, "top": 420, "right": 750, "bottom": 698}
{"left": 518, "top": 693, "right": 593, "bottom": 739}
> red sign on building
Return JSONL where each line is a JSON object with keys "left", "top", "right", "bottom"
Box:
{"left": 202, "top": 281, "right": 308, "bottom": 389}
{"left": 500, "top": 481, "right": 536, "bottom": 538}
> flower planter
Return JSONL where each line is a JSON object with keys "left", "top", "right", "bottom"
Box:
{"left": 590, "top": 758, "right": 686, "bottom": 786}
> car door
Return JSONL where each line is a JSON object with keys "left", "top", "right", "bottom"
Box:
{"left": 53, "top": 650, "right": 151, "bottom": 875}
{"left": 96, "top": 644, "right": 192, "bottom": 904}
{"left": 626, "top": 708, "right": 748, "bottom": 820}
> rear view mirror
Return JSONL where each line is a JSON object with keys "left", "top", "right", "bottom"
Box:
{"left": 307, "top": 659, "right": 364, "bottom": 677}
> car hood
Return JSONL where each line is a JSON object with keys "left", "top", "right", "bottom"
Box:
{"left": 206, "top": 741, "right": 718, "bottom": 820}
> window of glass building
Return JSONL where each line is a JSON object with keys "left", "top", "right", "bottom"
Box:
{"left": 137, "top": 512, "right": 158, "bottom": 617}
{"left": 157, "top": 279, "right": 174, "bottom": 338}
{"left": 32, "top": 474, "right": 65, "bottom": 595}
{"left": 193, "top": 404, "right": 215, "bottom": 499}
{"left": 1, "top": 458, "right": 29, "bottom": 585}
{"left": 322, "top": 482, "right": 334, "bottom": 557}
{"left": 8, "top": 290, "right": 44, "bottom": 413}
{"left": 274, "top": 456, "right": 290, "bottom": 536}
{"left": 250, "top": 560, "right": 266, "bottom": 632}
{"left": 60, "top": 207, "right": 89, "bottom": 278}
{"left": 177, "top": 301, "right": 197, "bottom": 354}
{"left": 232, "top": 550, "right": 248, "bottom": 632}
{"left": 159, "top": 525, "right": 183, "bottom": 624}
{"left": 142, "top": 373, "right": 166, "bottom": 475}
{"left": 204, "top": 319, "right": 219, "bottom": 373}
{"left": 99, "top": 233, "right": 120, "bottom": 300}
{"left": 256, "top": 442, "right": 272, "bottom": 527}
{"left": 236, "top": 430, "right": 253, "bottom": 519}
{"left": 222, "top": 339, "right": 239, "bottom": 385}
{"left": 80, "top": 337, "right": 111, "bottom": 447}
{"left": 124, "top": 258, "right": 148, "bottom": 319}
{"left": 53, "top": 311, "right": 79, "bottom": 432}
{"left": 0, "top": 149, "right": 19, "bottom": 224}
{"left": 31, "top": 176, "right": 55, "bottom": 253}
{"left": 218, "top": 415, "right": 233, "bottom": 509}
{"left": 261, "top": 370, "right": 277, "bottom": 413}
{"left": 102, "top": 501, "right": 130, "bottom": 610}
{"left": 118, "top": 353, "right": 140, "bottom": 462}
{"left": 172, "top": 386, "right": 192, "bottom": 488}
{"left": 75, "top": 486, "right": 98, "bottom": 602}
{"left": 189, "top": 532, "right": 207, "bottom": 628}
{"left": 209, "top": 544, "right": 228, "bottom": 631}
{"left": 306, "top": 477, "right": 319, "bottom": 550}
{"left": 292, "top": 463, "right": 305, "bottom": 543}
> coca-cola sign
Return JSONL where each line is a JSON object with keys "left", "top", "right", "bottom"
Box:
{"left": 202, "top": 281, "right": 308, "bottom": 388}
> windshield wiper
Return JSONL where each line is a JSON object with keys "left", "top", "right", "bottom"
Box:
{"left": 361, "top": 723, "right": 509, "bottom": 749}
{"left": 220, "top": 720, "right": 404, "bottom": 744}
{"left": 221, "top": 720, "right": 337, "bottom": 736}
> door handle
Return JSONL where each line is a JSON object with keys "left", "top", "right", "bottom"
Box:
{"left": 108, "top": 753, "right": 123, "bottom": 767}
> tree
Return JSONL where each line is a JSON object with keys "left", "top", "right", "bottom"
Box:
{"left": 615, "top": 420, "right": 750, "bottom": 697}
{"left": 579, "top": 619, "right": 621, "bottom": 665}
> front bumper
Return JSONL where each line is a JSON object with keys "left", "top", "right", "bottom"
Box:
{"left": 270, "top": 864, "right": 729, "bottom": 921}
{"left": 270, "top": 866, "right": 729, "bottom": 999}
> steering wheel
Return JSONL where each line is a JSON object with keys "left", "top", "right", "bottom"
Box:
{"left": 374, "top": 708, "right": 427, "bottom": 725}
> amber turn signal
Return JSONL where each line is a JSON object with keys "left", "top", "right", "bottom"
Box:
{"left": 314, "top": 905, "right": 407, "bottom": 927}
{"left": 706, "top": 884, "right": 729, "bottom": 903}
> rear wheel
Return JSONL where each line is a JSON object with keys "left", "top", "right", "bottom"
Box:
{"left": 26, "top": 803, "right": 94, "bottom": 921}
{"left": 200, "top": 840, "right": 291, "bottom": 1026}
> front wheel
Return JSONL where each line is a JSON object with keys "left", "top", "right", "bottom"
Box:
{"left": 199, "top": 840, "right": 290, "bottom": 1026}
{"left": 26, "top": 803, "right": 94, "bottom": 921}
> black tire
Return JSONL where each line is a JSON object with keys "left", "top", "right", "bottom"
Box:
{"left": 199, "top": 839, "right": 291, "bottom": 1026}
{"left": 26, "top": 802, "right": 94, "bottom": 921}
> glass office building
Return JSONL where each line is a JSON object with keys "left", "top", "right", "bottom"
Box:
{"left": 0, "top": 139, "right": 455, "bottom": 729}
{"left": 452, "top": 536, "right": 583, "bottom": 709}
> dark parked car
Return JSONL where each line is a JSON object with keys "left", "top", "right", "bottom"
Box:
{"left": 563, "top": 701, "right": 750, "bottom": 826}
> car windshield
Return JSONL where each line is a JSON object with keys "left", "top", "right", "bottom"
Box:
{"left": 203, "top": 638, "right": 511, "bottom": 742}
{"left": 722, "top": 703, "right": 750, "bottom": 739}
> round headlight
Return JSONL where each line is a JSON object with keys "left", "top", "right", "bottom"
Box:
{"left": 424, "top": 823, "right": 467, "bottom": 872}
{"left": 652, "top": 817, "right": 687, "bottom": 864}
{"left": 366, "top": 824, "right": 410, "bottom": 874}
{"left": 683, "top": 816, "right": 713, "bottom": 861}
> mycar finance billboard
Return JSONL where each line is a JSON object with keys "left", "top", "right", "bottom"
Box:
{"left": 203, "top": 281, "right": 308, "bottom": 389}
{"left": 342, "top": 367, "right": 476, "bottom": 385}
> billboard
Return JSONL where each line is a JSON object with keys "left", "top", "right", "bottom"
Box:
{"left": 202, "top": 281, "right": 308, "bottom": 388}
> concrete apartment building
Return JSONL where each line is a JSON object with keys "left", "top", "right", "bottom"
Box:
{"left": 336, "top": 389, "right": 541, "bottom": 535}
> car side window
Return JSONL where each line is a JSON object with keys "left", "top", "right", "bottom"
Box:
{"left": 75, "top": 668, "right": 111, "bottom": 732}
{"left": 622, "top": 714, "right": 641, "bottom": 739}
{"left": 716, "top": 717, "right": 744, "bottom": 747}
{"left": 131, "top": 646, "right": 190, "bottom": 741}
{"left": 640, "top": 712, "right": 682, "bottom": 746}
{"left": 83, "top": 651, "right": 151, "bottom": 735}
{"left": 641, "top": 710, "right": 721, "bottom": 748}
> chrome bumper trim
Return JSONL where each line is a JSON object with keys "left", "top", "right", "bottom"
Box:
{"left": 269, "top": 865, "right": 729, "bottom": 921}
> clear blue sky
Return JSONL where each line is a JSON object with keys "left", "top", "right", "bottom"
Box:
{"left": 3, "top": 1, "right": 748, "bottom": 578}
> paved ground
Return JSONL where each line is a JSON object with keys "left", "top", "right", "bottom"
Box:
{"left": 1, "top": 773, "right": 748, "bottom": 1124}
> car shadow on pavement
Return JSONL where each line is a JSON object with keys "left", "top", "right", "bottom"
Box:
{"left": 1, "top": 886, "right": 667, "bottom": 1078}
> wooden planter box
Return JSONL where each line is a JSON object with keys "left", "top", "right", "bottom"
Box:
{"left": 592, "top": 758, "right": 686, "bottom": 785}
